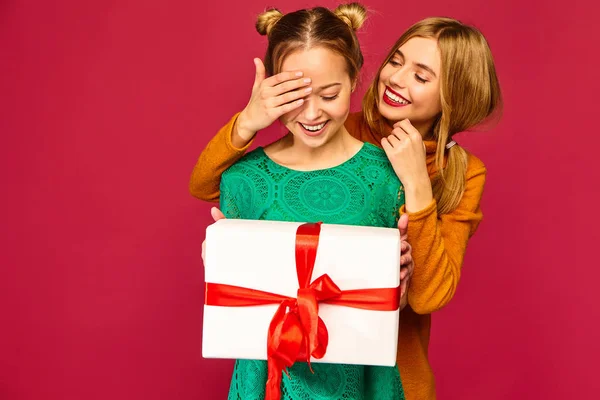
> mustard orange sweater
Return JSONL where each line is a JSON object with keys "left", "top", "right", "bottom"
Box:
{"left": 190, "top": 112, "right": 486, "bottom": 400}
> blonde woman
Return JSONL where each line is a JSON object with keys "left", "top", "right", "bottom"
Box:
{"left": 193, "top": 16, "right": 502, "bottom": 400}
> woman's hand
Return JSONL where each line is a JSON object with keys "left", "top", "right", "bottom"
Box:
{"left": 398, "top": 213, "right": 414, "bottom": 310}
{"left": 232, "top": 58, "right": 312, "bottom": 147}
{"left": 381, "top": 119, "right": 433, "bottom": 213}
{"left": 201, "top": 207, "right": 226, "bottom": 265}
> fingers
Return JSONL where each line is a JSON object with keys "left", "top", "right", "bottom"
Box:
{"left": 400, "top": 252, "right": 412, "bottom": 267}
{"left": 271, "top": 98, "right": 305, "bottom": 118}
{"left": 399, "top": 294, "right": 408, "bottom": 310}
{"left": 393, "top": 118, "right": 413, "bottom": 131}
{"left": 262, "top": 70, "right": 305, "bottom": 88}
{"left": 381, "top": 135, "right": 403, "bottom": 153}
{"left": 271, "top": 76, "right": 312, "bottom": 96}
{"left": 399, "top": 273, "right": 409, "bottom": 299}
{"left": 397, "top": 213, "right": 408, "bottom": 241}
{"left": 201, "top": 240, "right": 206, "bottom": 264}
{"left": 211, "top": 207, "right": 226, "bottom": 221}
{"left": 401, "top": 240, "right": 412, "bottom": 258}
{"left": 383, "top": 126, "right": 408, "bottom": 150}
{"left": 386, "top": 131, "right": 403, "bottom": 147}
{"left": 399, "top": 263, "right": 411, "bottom": 309}
{"left": 398, "top": 119, "right": 420, "bottom": 139}
{"left": 270, "top": 85, "right": 312, "bottom": 108}
{"left": 252, "top": 58, "right": 266, "bottom": 89}
{"left": 400, "top": 266, "right": 408, "bottom": 281}
{"left": 395, "top": 119, "right": 424, "bottom": 147}
{"left": 381, "top": 137, "right": 392, "bottom": 152}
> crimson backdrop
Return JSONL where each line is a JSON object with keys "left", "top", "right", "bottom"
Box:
{"left": 1, "top": 0, "right": 597, "bottom": 399}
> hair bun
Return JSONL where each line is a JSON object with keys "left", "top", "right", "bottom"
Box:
{"left": 334, "top": 3, "right": 367, "bottom": 31}
{"left": 256, "top": 8, "right": 284, "bottom": 36}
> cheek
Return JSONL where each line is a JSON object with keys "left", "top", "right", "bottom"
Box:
{"left": 425, "top": 85, "right": 442, "bottom": 114}
{"left": 413, "top": 85, "right": 439, "bottom": 108}
{"left": 327, "top": 97, "right": 351, "bottom": 121}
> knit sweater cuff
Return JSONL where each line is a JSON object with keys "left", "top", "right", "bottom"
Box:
{"left": 400, "top": 199, "right": 437, "bottom": 221}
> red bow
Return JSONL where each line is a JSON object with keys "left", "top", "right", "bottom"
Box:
{"left": 205, "top": 223, "right": 399, "bottom": 400}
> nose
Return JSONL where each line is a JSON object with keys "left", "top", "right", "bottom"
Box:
{"left": 302, "top": 97, "right": 322, "bottom": 122}
{"left": 389, "top": 67, "right": 408, "bottom": 89}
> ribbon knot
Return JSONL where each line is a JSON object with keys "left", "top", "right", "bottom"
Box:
{"left": 267, "top": 273, "right": 342, "bottom": 377}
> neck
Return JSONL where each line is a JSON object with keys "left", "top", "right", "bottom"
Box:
{"left": 269, "top": 126, "right": 361, "bottom": 171}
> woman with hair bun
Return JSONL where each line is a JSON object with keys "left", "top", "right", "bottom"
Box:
{"left": 213, "top": 4, "right": 407, "bottom": 400}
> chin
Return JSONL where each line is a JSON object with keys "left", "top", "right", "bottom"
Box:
{"left": 300, "top": 136, "right": 329, "bottom": 148}
{"left": 379, "top": 106, "right": 403, "bottom": 123}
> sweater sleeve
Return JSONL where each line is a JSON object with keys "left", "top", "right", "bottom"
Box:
{"left": 404, "top": 154, "right": 486, "bottom": 314}
{"left": 189, "top": 112, "right": 253, "bottom": 202}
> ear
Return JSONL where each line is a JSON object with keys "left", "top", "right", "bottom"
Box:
{"left": 351, "top": 78, "right": 358, "bottom": 93}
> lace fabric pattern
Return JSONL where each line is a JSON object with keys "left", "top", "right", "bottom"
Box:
{"left": 220, "top": 143, "right": 405, "bottom": 400}
{"left": 227, "top": 360, "right": 405, "bottom": 400}
{"left": 220, "top": 144, "right": 404, "bottom": 227}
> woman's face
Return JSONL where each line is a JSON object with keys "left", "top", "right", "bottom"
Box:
{"left": 279, "top": 47, "right": 353, "bottom": 149}
{"left": 378, "top": 37, "right": 442, "bottom": 134}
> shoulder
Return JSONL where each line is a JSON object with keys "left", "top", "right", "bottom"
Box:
{"left": 348, "top": 144, "right": 400, "bottom": 191}
{"left": 358, "top": 142, "right": 388, "bottom": 161}
{"left": 222, "top": 147, "right": 267, "bottom": 178}
{"left": 464, "top": 148, "right": 487, "bottom": 182}
{"left": 356, "top": 143, "right": 396, "bottom": 177}
{"left": 345, "top": 111, "right": 364, "bottom": 130}
{"left": 450, "top": 148, "right": 486, "bottom": 218}
{"left": 344, "top": 111, "right": 384, "bottom": 145}
{"left": 344, "top": 111, "right": 373, "bottom": 138}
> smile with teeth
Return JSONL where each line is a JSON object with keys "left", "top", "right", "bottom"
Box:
{"left": 385, "top": 88, "right": 410, "bottom": 105}
{"left": 300, "top": 121, "right": 328, "bottom": 132}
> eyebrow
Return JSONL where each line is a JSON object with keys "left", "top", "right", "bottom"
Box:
{"left": 395, "top": 50, "right": 438, "bottom": 78}
{"left": 318, "top": 83, "right": 342, "bottom": 90}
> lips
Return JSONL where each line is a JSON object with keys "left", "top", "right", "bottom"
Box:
{"left": 383, "top": 86, "right": 410, "bottom": 107}
{"left": 299, "top": 120, "right": 329, "bottom": 137}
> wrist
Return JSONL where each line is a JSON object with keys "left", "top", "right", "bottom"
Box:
{"left": 404, "top": 177, "right": 433, "bottom": 213}
{"left": 232, "top": 112, "right": 255, "bottom": 148}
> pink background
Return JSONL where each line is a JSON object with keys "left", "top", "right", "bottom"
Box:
{"left": 1, "top": 0, "right": 597, "bottom": 399}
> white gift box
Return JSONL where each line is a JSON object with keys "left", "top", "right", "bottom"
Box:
{"left": 202, "top": 219, "right": 400, "bottom": 366}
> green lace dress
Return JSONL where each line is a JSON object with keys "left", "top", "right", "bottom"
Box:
{"left": 219, "top": 143, "right": 406, "bottom": 400}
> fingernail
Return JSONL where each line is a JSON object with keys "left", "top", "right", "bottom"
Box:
{"left": 304, "top": 87, "right": 312, "bottom": 93}
{"left": 303, "top": 78, "right": 311, "bottom": 83}
{"left": 296, "top": 71, "right": 303, "bottom": 77}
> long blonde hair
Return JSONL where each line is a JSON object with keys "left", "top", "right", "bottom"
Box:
{"left": 363, "top": 17, "right": 502, "bottom": 214}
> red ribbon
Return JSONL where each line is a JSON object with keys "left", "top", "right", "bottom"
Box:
{"left": 204, "top": 223, "right": 399, "bottom": 400}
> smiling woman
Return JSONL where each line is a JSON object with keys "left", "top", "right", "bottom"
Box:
{"left": 377, "top": 38, "right": 443, "bottom": 135}
{"left": 268, "top": 47, "right": 355, "bottom": 168}
{"left": 203, "top": 4, "right": 409, "bottom": 400}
